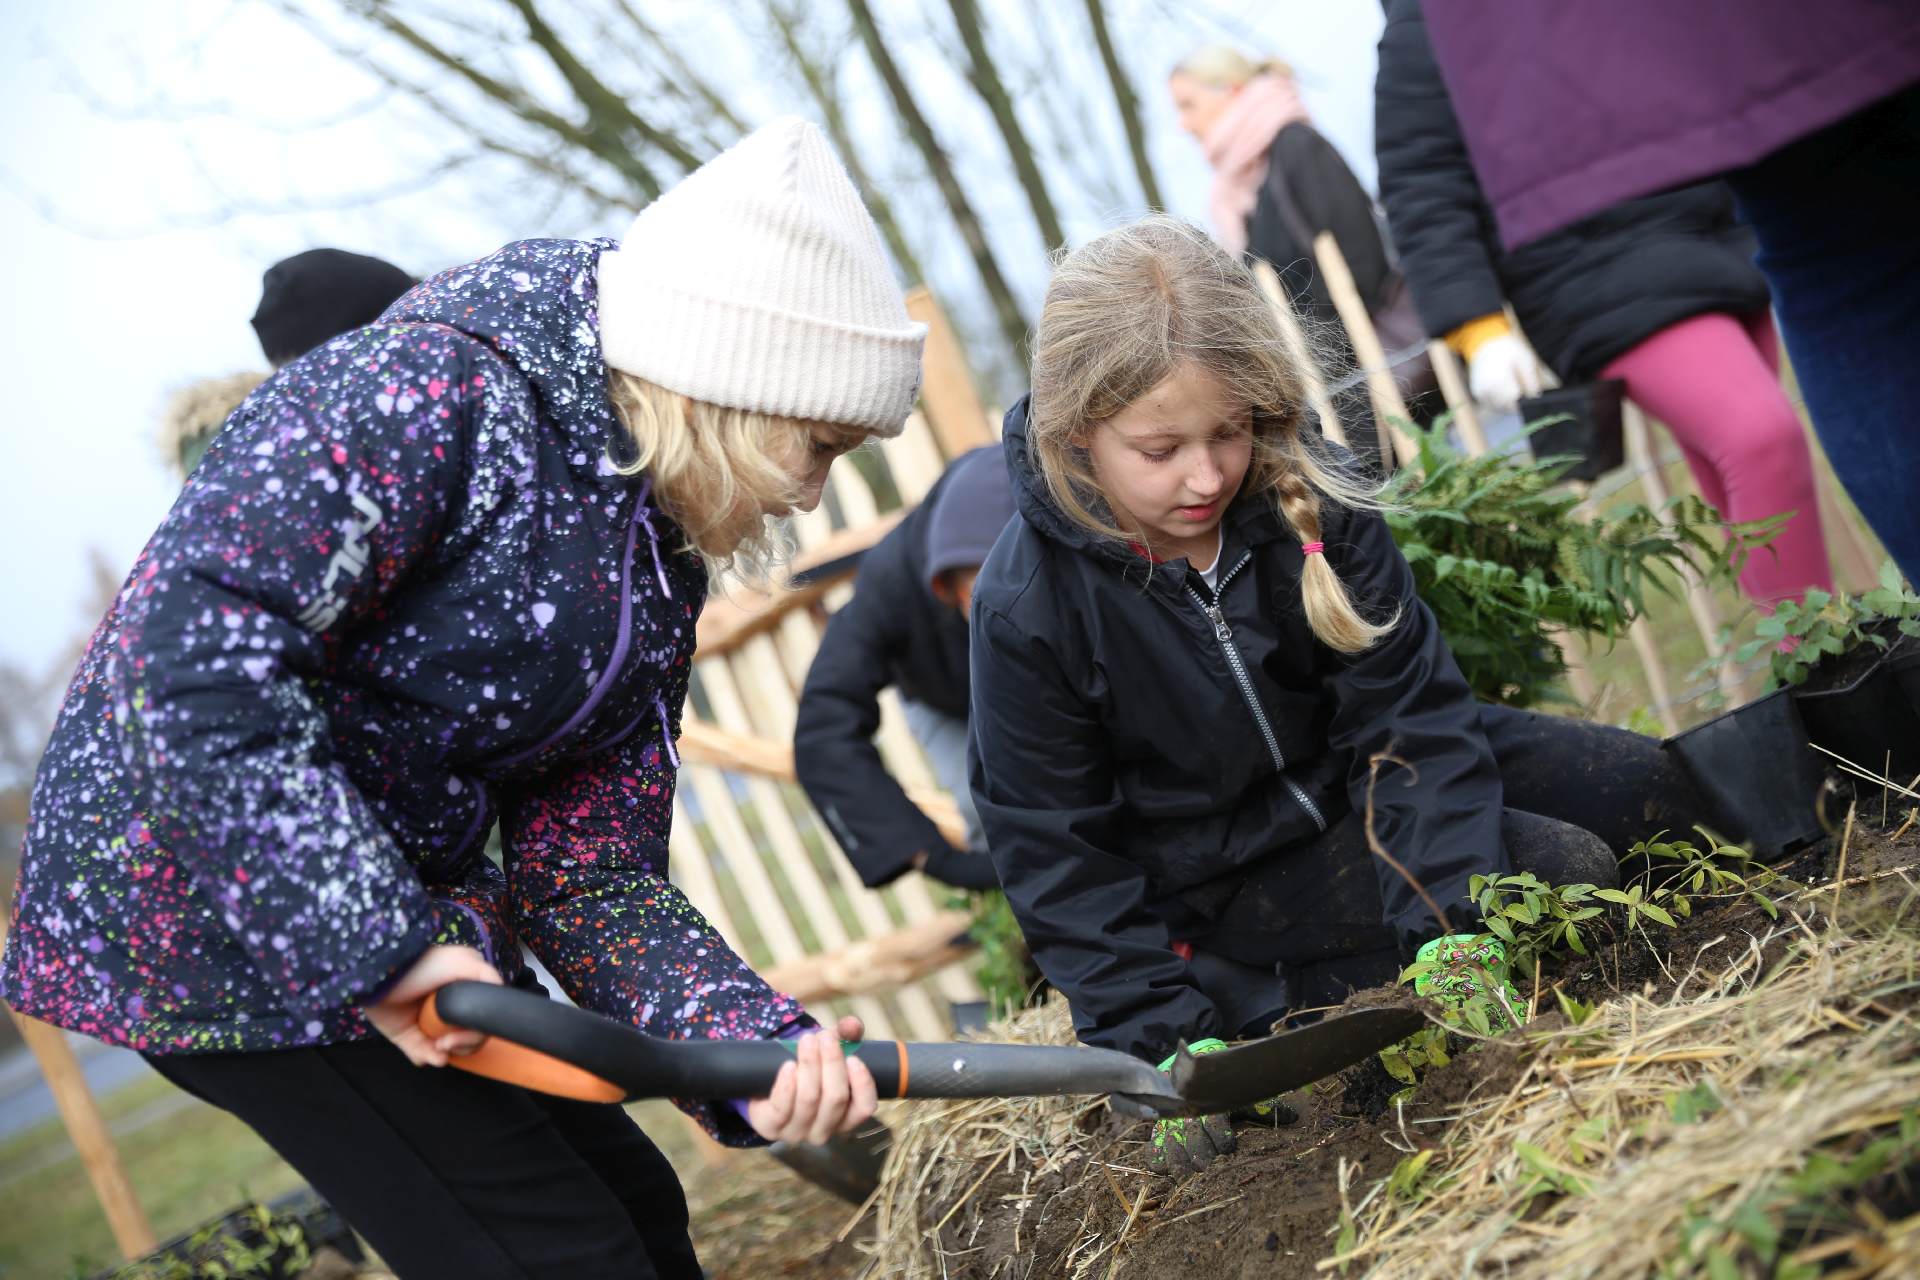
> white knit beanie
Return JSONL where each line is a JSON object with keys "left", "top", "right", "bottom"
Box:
{"left": 597, "top": 117, "right": 928, "bottom": 437}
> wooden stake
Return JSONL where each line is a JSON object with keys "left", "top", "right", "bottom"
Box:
{"left": 1622, "top": 404, "right": 1749, "bottom": 707}
{"left": 0, "top": 906, "right": 155, "bottom": 1260}
{"left": 1427, "top": 341, "right": 1489, "bottom": 456}
{"left": 1251, "top": 260, "right": 1347, "bottom": 450}
{"left": 904, "top": 287, "right": 995, "bottom": 458}
{"left": 1815, "top": 463, "right": 1884, "bottom": 592}
{"left": 1311, "top": 232, "right": 1418, "bottom": 469}
{"left": 8, "top": 1010, "right": 157, "bottom": 1259}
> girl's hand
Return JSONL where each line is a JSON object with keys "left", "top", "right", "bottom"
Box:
{"left": 746, "top": 1014, "right": 879, "bottom": 1145}
{"left": 363, "top": 944, "right": 502, "bottom": 1067}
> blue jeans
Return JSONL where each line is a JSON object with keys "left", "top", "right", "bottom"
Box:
{"left": 1729, "top": 84, "right": 1920, "bottom": 583}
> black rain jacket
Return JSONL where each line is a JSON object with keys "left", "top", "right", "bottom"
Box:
{"left": 794, "top": 459, "right": 981, "bottom": 886}
{"left": 966, "top": 400, "right": 1506, "bottom": 1062}
{"left": 1246, "top": 122, "right": 1396, "bottom": 330}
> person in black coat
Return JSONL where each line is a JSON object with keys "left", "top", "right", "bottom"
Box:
{"left": 1374, "top": 0, "right": 1834, "bottom": 603}
{"left": 968, "top": 216, "right": 1711, "bottom": 1176}
{"left": 795, "top": 447, "right": 1014, "bottom": 892}
{"left": 1170, "top": 46, "right": 1433, "bottom": 431}
{"left": 1169, "top": 47, "right": 1390, "bottom": 327}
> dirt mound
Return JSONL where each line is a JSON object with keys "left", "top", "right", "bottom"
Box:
{"left": 740, "top": 814, "right": 1918, "bottom": 1278}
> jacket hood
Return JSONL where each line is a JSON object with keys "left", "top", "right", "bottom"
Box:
{"left": 383, "top": 237, "right": 628, "bottom": 480}
{"left": 1002, "top": 395, "right": 1114, "bottom": 559}
{"left": 921, "top": 445, "right": 1017, "bottom": 593}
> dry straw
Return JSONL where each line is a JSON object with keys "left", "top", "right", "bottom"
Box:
{"left": 863, "top": 995, "right": 1154, "bottom": 1279}
{"left": 857, "top": 862, "right": 1919, "bottom": 1279}
{"left": 1330, "top": 875, "right": 1920, "bottom": 1279}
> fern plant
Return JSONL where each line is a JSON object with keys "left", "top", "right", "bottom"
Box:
{"left": 1382, "top": 423, "right": 1779, "bottom": 706}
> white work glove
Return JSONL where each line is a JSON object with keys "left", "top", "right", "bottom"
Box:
{"left": 1467, "top": 333, "right": 1545, "bottom": 411}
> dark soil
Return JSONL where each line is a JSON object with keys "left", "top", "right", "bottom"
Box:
{"left": 1793, "top": 624, "right": 1914, "bottom": 695}
{"left": 873, "top": 815, "right": 1920, "bottom": 1280}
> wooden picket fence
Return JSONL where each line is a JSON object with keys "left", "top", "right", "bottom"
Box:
{"left": 671, "top": 288, "right": 998, "bottom": 1047}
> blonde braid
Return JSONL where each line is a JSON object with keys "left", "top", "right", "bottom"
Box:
{"left": 1271, "top": 461, "right": 1395, "bottom": 653}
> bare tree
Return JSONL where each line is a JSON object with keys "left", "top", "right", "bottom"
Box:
{"left": 845, "top": 0, "right": 1030, "bottom": 362}
{"left": 763, "top": 1, "right": 927, "bottom": 287}
{"left": 1082, "top": 0, "right": 1165, "bottom": 210}
{"left": 51, "top": 0, "right": 1298, "bottom": 397}
{"left": 612, "top": 3, "right": 750, "bottom": 141}
{"left": 943, "top": 0, "right": 1065, "bottom": 256}
{"left": 333, "top": 0, "right": 676, "bottom": 201}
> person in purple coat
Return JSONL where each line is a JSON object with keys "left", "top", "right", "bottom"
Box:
{"left": 1416, "top": 0, "right": 1920, "bottom": 585}
{"left": 1374, "top": 0, "right": 1833, "bottom": 605}
{"left": 0, "top": 118, "right": 922, "bottom": 1279}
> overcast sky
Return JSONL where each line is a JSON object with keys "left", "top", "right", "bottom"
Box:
{"left": 0, "top": 0, "right": 1385, "bottom": 682}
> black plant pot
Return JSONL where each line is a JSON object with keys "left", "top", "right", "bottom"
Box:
{"left": 1664, "top": 689, "right": 1828, "bottom": 856}
{"left": 1520, "top": 380, "right": 1627, "bottom": 483}
{"left": 1793, "top": 635, "right": 1920, "bottom": 788}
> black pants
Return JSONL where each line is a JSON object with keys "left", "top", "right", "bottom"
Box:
{"left": 1185, "top": 705, "right": 1708, "bottom": 1031}
{"left": 146, "top": 1035, "right": 700, "bottom": 1280}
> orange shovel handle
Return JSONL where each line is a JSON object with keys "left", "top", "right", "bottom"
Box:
{"left": 420, "top": 991, "right": 627, "bottom": 1104}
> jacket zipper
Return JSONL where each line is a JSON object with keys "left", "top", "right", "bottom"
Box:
{"left": 1184, "top": 554, "right": 1328, "bottom": 832}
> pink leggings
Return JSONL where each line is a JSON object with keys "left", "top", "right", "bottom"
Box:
{"left": 1600, "top": 311, "right": 1833, "bottom": 603}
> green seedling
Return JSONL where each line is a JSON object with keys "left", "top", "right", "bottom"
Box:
{"left": 1733, "top": 560, "right": 1920, "bottom": 691}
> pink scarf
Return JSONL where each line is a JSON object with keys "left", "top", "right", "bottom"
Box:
{"left": 1204, "top": 74, "right": 1311, "bottom": 254}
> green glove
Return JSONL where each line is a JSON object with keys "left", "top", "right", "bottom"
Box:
{"left": 1150, "top": 1039, "right": 1235, "bottom": 1177}
{"left": 1413, "top": 933, "right": 1524, "bottom": 1031}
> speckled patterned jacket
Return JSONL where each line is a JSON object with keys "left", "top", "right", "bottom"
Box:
{"left": 0, "top": 238, "right": 806, "bottom": 1143}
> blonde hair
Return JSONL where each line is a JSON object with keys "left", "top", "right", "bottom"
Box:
{"left": 606, "top": 371, "right": 866, "bottom": 583}
{"left": 1172, "top": 45, "right": 1292, "bottom": 90}
{"left": 1028, "top": 214, "right": 1395, "bottom": 654}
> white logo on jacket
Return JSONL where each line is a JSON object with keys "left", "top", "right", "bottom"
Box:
{"left": 296, "top": 490, "right": 384, "bottom": 632}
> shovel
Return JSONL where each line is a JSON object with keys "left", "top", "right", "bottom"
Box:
{"left": 419, "top": 981, "right": 1426, "bottom": 1117}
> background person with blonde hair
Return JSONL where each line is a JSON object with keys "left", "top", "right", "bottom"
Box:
{"left": 0, "top": 118, "right": 912, "bottom": 1278}
{"left": 967, "top": 215, "right": 1711, "bottom": 1178}
{"left": 1169, "top": 45, "right": 1432, "bottom": 419}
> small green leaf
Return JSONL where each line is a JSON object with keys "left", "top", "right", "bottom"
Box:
{"left": 1387, "top": 1149, "right": 1436, "bottom": 1201}
{"left": 1463, "top": 1001, "right": 1493, "bottom": 1037}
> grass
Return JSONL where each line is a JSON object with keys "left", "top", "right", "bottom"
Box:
{"left": 0, "top": 1071, "right": 744, "bottom": 1279}
{"left": 0, "top": 1072, "right": 306, "bottom": 1279}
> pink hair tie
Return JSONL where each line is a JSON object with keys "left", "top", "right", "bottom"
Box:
{"left": 1300, "top": 541, "right": 1325, "bottom": 556}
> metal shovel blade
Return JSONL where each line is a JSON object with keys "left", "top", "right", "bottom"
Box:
{"left": 1167, "top": 1005, "right": 1429, "bottom": 1115}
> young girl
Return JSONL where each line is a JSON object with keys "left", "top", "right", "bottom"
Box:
{"left": 0, "top": 119, "right": 920, "bottom": 1277}
{"left": 967, "top": 216, "right": 1710, "bottom": 1174}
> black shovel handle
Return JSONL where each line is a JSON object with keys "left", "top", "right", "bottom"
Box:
{"left": 423, "top": 981, "right": 1179, "bottom": 1110}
